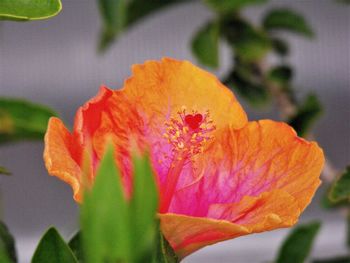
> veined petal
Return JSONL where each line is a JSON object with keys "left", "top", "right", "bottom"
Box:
{"left": 43, "top": 117, "right": 83, "bottom": 201}
{"left": 170, "top": 120, "right": 323, "bottom": 217}
{"left": 208, "top": 189, "right": 300, "bottom": 229}
{"left": 159, "top": 213, "right": 250, "bottom": 259}
{"left": 160, "top": 190, "right": 300, "bottom": 258}
{"left": 122, "top": 58, "right": 247, "bottom": 132}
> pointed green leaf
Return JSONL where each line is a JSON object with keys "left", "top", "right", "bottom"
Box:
{"left": 126, "top": 0, "right": 186, "bottom": 26}
{"left": 0, "top": 221, "right": 16, "bottom": 263}
{"left": 288, "top": 94, "right": 322, "bottom": 136}
{"left": 191, "top": 21, "right": 219, "bottom": 68}
{"left": 0, "top": 0, "right": 62, "bottom": 21}
{"left": 97, "top": 0, "right": 127, "bottom": 52}
{"left": 268, "top": 65, "right": 293, "bottom": 86}
{"left": 31, "top": 228, "right": 77, "bottom": 263}
{"left": 222, "top": 17, "right": 271, "bottom": 62}
{"left": 0, "top": 166, "right": 11, "bottom": 176}
{"left": 81, "top": 144, "right": 130, "bottom": 263}
{"left": 98, "top": 0, "right": 186, "bottom": 53}
{"left": 68, "top": 232, "right": 83, "bottom": 263}
{"left": 263, "top": 9, "right": 314, "bottom": 37}
{"left": 271, "top": 37, "right": 289, "bottom": 56}
{"left": 313, "top": 256, "right": 350, "bottom": 263}
{"left": 154, "top": 228, "right": 179, "bottom": 263}
{"left": 204, "top": 0, "right": 268, "bottom": 13}
{"left": 276, "top": 221, "right": 321, "bottom": 263}
{"left": 329, "top": 167, "right": 350, "bottom": 203}
{"left": 130, "top": 153, "right": 159, "bottom": 261}
{"left": 0, "top": 98, "right": 57, "bottom": 144}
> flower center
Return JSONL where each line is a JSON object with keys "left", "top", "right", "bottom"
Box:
{"left": 160, "top": 107, "right": 215, "bottom": 212}
{"left": 185, "top": 113, "right": 203, "bottom": 130}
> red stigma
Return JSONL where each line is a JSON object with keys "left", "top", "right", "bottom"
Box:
{"left": 185, "top": 114, "right": 203, "bottom": 130}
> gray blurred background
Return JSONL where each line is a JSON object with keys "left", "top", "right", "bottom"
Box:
{"left": 0, "top": 0, "right": 349, "bottom": 262}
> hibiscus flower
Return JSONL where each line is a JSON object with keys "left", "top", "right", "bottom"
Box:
{"left": 44, "top": 58, "right": 324, "bottom": 258}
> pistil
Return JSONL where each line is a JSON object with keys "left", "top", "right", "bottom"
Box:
{"left": 159, "top": 107, "right": 215, "bottom": 212}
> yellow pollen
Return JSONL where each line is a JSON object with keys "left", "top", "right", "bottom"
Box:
{"left": 162, "top": 108, "right": 216, "bottom": 160}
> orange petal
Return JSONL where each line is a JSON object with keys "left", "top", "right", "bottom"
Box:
{"left": 159, "top": 213, "right": 249, "bottom": 259}
{"left": 170, "top": 120, "right": 323, "bottom": 217}
{"left": 208, "top": 189, "right": 300, "bottom": 230}
{"left": 160, "top": 190, "right": 300, "bottom": 258}
{"left": 122, "top": 58, "right": 248, "bottom": 131}
{"left": 43, "top": 117, "right": 83, "bottom": 201}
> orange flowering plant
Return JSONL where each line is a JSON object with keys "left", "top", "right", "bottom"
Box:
{"left": 43, "top": 58, "right": 324, "bottom": 260}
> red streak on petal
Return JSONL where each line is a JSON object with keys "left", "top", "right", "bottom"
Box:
{"left": 185, "top": 114, "right": 203, "bottom": 130}
{"left": 160, "top": 159, "right": 186, "bottom": 213}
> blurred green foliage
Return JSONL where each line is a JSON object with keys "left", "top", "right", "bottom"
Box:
{"left": 80, "top": 145, "right": 176, "bottom": 262}
{"left": 329, "top": 167, "right": 350, "bottom": 203}
{"left": 192, "top": 21, "right": 219, "bottom": 68}
{"left": 68, "top": 232, "right": 84, "bottom": 263}
{"left": 0, "top": 166, "right": 11, "bottom": 176}
{"left": 288, "top": 94, "right": 323, "bottom": 136}
{"left": 276, "top": 221, "right": 321, "bottom": 263}
{"left": 204, "top": 0, "right": 268, "bottom": 13}
{"left": 31, "top": 228, "right": 78, "bottom": 263}
{"left": 98, "top": 0, "right": 188, "bottom": 52}
{"left": 81, "top": 145, "right": 134, "bottom": 263}
{"left": 0, "top": 221, "right": 16, "bottom": 263}
{"left": 0, "top": 0, "right": 62, "bottom": 21}
{"left": 313, "top": 256, "right": 350, "bottom": 263}
{"left": 263, "top": 9, "right": 314, "bottom": 37}
{"left": 0, "top": 98, "right": 57, "bottom": 144}
{"left": 224, "top": 59, "right": 270, "bottom": 107}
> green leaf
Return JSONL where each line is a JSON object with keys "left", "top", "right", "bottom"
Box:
{"left": 126, "top": 0, "right": 186, "bottom": 26}
{"left": 288, "top": 94, "right": 322, "bottom": 136}
{"left": 98, "top": 0, "right": 185, "bottom": 53}
{"left": 153, "top": 228, "right": 179, "bottom": 263}
{"left": 130, "top": 153, "right": 159, "bottom": 261}
{"left": 328, "top": 167, "right": 350, "bottom": 203}
{"left": 224, "top": 59, "right": 270, "bottom": 107}
{"left": 276, "top": 221, "right": 321, "bottom": 263}
{"left": 204, "top": 0, "right": 268, "bottom": 13}
{"left": 347, "top": 213, "right": 350, "bottom": 249}
{"left": 0, "top": 221, "right": 16, "bottom": 263}
{"left": 81, "top": 144, "right": 130, "bottom": 263}
{"left": 0, "top": 166, "right": 11, "bottom": 176}
{"left": 263, "top": 9, "right": 314, "bottom": 37}
{"left": 0, "top": 98, "right": 57, "bottom": 144}
{"left": 31, "top": 228, "right": 77, "bottom": 263}
{"left": 191, "top": 21, "right": 220, "bottom": 68}
{"left": 321, "top": 187, "right": 348, "bottom": 209}
{"left": 68, "top": 232, "right": 83, "bottom": 263}
{"left": 313, "top": 256, "right": 350, "bottom": 263}
{"left": 271, "top": 37, "right": 289, "bottom": 56}
{"left": 268, "top": 65, "right": 293, "bottom": 86}
{"left": 222, "top": 17, "right": 271, "bottom": 62}
{"left": 336, "top": 0, "right": 350, "bottom": 4}
{"left": 97, "top": 0, "right": 127, "bottom": 52}
{"left": 0, "top": 0, "right": 62, "bottom": 21}
{"left": 81, "top": 145, "right": 160, "bottom": 262}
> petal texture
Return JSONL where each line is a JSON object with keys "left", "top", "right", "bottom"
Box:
{"left": 170, "top": 120, "right": 323, "bottom": 217}
{"left": 44, "top": 117, "right": 82, "bottom": 201}
{"left": 160, "top": 190, "right": 300, "bottom": 258}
